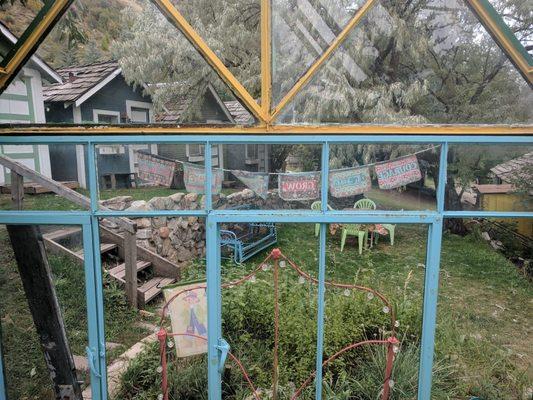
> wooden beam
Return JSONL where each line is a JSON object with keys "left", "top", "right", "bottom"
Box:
{"left": 123, "top": 231, "right": 138, "bottom": 308}
{"left": 269, "top": 0, "right": 378, "bottom": 122}
{"left": 261, "top": 0, "right": 272, "bottom": 114}
{"left": 0, "top": 123, "right": 532, "bottom": 135}
{"left": 0, "top": 154, "right": 136, "bottom": 233}
{"left": 6, "top": 225, "right": 83, "bottom": 400}
{"left": 151, "top": 0, "right": 267, "bottom": 123}
{"left": 11, "top": 171, "right": 24, "bottom": 210}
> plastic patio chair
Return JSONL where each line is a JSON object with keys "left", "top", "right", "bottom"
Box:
{"left": 340, "top": 224, "right": 368, "bottom": 254}
{"left": 354, "top": 198, "right": 395, "bottom": 246}
{"left": 311, "top": 201, "right": 333, "bottom": 236}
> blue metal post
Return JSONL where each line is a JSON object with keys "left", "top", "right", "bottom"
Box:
{"left": 87, "top": 141, "right": 107, "bottom": 399}
{"left": 205, "top": 141, "right": 213, "bottom": 211}
{"left": 437, "top": 142, "right": 448, "bottom": 213}
{"left": 82, "top": 223, "right": 103, "bottom": 400}
{"left": 315, "top": 142, "right": 329, "bottom": 399}
{"left": 417, "top": 218, "right": 443, "bottom": 399}
{"left": 206, "top": 218, "right": 221, "bottom": 399}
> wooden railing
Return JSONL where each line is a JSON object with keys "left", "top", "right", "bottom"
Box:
{"left": 0, "top": 154, "right": 140, "bottom": 307}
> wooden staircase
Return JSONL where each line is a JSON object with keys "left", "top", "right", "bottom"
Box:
{"left": 43, "top": 225, "right": 179, "bottom": 308}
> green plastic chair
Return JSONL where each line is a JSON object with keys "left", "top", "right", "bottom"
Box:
{"left": 311, "top": 201, "right": 333, "bottom": 236}
{"left": 377, "top": 223, "right": 396, "bottom": 246}
{"left": 354, "top": 198, "right": 376, "bottom": 210}
{"left": 340, "top": 224, "right": 368, "bottom": 254}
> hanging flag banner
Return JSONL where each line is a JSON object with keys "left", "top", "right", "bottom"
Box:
{"left": 232, "top": 170, "right": 270, "bottom": 199}
{"left": 136, "top": 151, "right": 176, "bottom": 187}
{"left": 375, "top": 155, "right": 422, "bottom": 190}
{"left": 278, "top": 171, "right": 321, "bottom": 201}
{"left": 183, "top": 163, "right": 223, "bottom": 194}
{"left": 163, "top": 282, "right": 207, "bottom": 358}
{"left": 329, "top": 166, "right": 371, "bottom": 198}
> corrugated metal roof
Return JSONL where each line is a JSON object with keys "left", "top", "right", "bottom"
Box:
{"left": 473, "top": 184, "right": 516, "bottom": 194}
{"left": 42, "top": 60, "right": 120, "bottom": 103}
{"left": 490, "top": 152, "right": 533, "bottom": 183}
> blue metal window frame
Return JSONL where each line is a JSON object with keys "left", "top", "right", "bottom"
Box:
{"left": 0, "top": 135, "right": 531, "bottom": 400}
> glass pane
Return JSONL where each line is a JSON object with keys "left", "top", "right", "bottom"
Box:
{"left": 215, "top": 143, "right": 323, "bottom": 210}
{"left": 0, "top": 1, "right": 45, "bottom": 47}
{"left": 446, "top": 144, "right": 532, "bottom": 213}
{"left": 488, "top": 0, "right": 533, "bottom": 53}
{"left": 171, "top": 0, "right": 261, "bottom": 101}
{"left": 221, "top": 223, "right": 318, "bottom": 399}
{"left": 436, "top": 217, "right": 532, "bottom": 398}
{"left": 101, "top": 216, "right": 207, "bottom": 399}
{"left": 272, "top": 0, "right": 368, "bottom": 105}
{"left": 328, "top": 144, "right": 439, "bottom": 211}
{"left": 323, "top": 222, "right": 428, "bottom": 397}
{"left": 0, "top": 143, "right": 88, "bottom": 211}
{"left": 275, "top": 0, "right": 533, "bottom": 125}
{"left": 0, "top": 223, "right": 90, "bottom": 399}
{"left": 96, "top": 142, "right": 211, "bottom": 211}
{"left": 2, "top": 0, "right": 250, "bottom": 127}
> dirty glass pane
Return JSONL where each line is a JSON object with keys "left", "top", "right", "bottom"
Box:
{"left": 98, "top": 216, "right": 207, "bottom": 399}
{"left": 0, "top": 143, "right": 88, "bottom": 211}
{"left": 487, "top": 0, "right": 533, "bottom": 53}
{"left": 436, "top": 217, "right": 532, "bottom": 398}
{"left": 323, "top": 223, "right": 428, "bottom": 397}
{"left": 446, "top": 144, "right": 532, "bottom": 213}
{"left": 275, "top": 0, "right": 533, "bottom": 125}
{"left": 0, "top": 1, "right": 45, "bottom": 50}
{"left": 221, "top": 223, "right": 318, "bottom": 399}
{"left": 272, "top": 0, "right": 368, "bottom": 105}
{"left": 96, "top": 142, "right": 208, "bottom": 211}
{"left": 0, "top": 224, "right": 90, "bottom": 399}
{"left": 328, "top": 144, "right": 439, "bottom": 211}
{"left": 1, "top": 0, "right": 251, "bottom": 128}
{"left": 214, "top": 143, "right": 323, "bottom": 211}
{"left": 171, "top": 0, "right": 261, "bottom": 103}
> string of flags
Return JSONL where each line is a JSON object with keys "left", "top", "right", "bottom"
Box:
{"left": 138, "top": 146, "right": 437, "bottom": 201}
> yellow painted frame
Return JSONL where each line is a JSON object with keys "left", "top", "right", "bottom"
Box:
{"left": 0, "top": 0, "right": 531, "bottom": 135}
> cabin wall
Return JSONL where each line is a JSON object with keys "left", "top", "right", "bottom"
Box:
{"left": 481, "top": 193, "right": 532, "bottom": 238}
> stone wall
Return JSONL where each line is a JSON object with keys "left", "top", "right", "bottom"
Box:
{"left": 100, "top": 189, "right": 295, "bottom": 264}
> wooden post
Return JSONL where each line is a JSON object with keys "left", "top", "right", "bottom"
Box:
{"left": 6, "top": 225, "right": 83, "bottom": 400}
{"left": 11, "top": 171, "right": 24, "bottom": 210}
{"left": 124, "top": 231, "right": 138, "bottom": 309}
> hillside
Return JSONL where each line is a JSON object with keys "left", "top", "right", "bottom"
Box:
{"left": 0, "top": 0, "right": 143, "bottom": 68}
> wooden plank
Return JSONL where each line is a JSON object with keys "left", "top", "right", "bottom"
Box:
{"left": 99, "top": 226, "right": 182, "bottom": 279}
{"left": 0, "top": 154, "right": 136, "bottom": 234}
{"left": 108, "top": 261, "right": 151, "bottom": 282}
{"left": 138, "top": 277, "right": 175, "bottom": 308}
{"left": 11, "top": 171, "right": 24, "bottom": 210}
{"left": 1, "top": 181, "right": 79, "bottom": 194}
{"left": 6, "top": 225, "right": 83, "bottom": 399}
{"left": 76, "top": 243, "right": 117, "bottom": 258}
{"left": 43, "top": 227, "right": 82, "bottom": 242}
{"left": 123, "top": 231, "right": 138, "bottom": 308}
{"left": 43, "top": 236, "right": 84, "bottom": 264}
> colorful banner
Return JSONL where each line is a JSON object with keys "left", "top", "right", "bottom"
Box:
{"left": 231, "top": 170, "right": 270, "bottom": 199}
{"left": 183, "top": 163, "right": 223, "bottom": 194}
{"left": 329, "top": 166, "right": 371, "bottom": 198}
{"left": 137, "top": 151, "right": 176, "bottom": 187}
{"left": 375, "top": 155, "right": 422, "bottom": 190}
{"left": 278, "top": 171, "right": 321, "bottom": 201}
{"left": 163, "top": 282, "right": 207, "bottom": 358}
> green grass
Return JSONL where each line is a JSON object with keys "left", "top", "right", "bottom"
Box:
{"left": 0, "top": 226, "right": 153, "bottom": 399}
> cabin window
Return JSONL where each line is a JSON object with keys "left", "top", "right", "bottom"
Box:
{"left": 92, "top": 109, "right": 120, "bottom": 124}
{"left": 245, "top": 144, "right": 259, "bottom": 164}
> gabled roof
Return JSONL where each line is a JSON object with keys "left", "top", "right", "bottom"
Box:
{"left": 0, "top": 21, "right": 62, "bottom": 84}
{"left": 157, "top": 84, "right": 253, "bottom": 125}
{"left": 42, "top": 60, "right": 122, "bottom": 106}
{"left": 490, "top": 152, "right": 533, "bottom": 183}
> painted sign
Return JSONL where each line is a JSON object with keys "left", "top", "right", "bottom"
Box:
{"left": 137, "top": 151, "right": 176, "bottom": 187}
{"left": 163, "top": 282, "right": 207, "bottom": 358}
{"left": 329, "top": 166, "right": 371, "bottom": 198}
{"left": 278, "top": 171, "right": 321, "bottom": 201}
{"left": 232, "top": 170, "right": 270, "bottom": 199}
{"left": 183, "top": 163, "right": 223, "bottom": 194}
{"left": 375, "top": 155, "right": 422, "bottom": 190}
